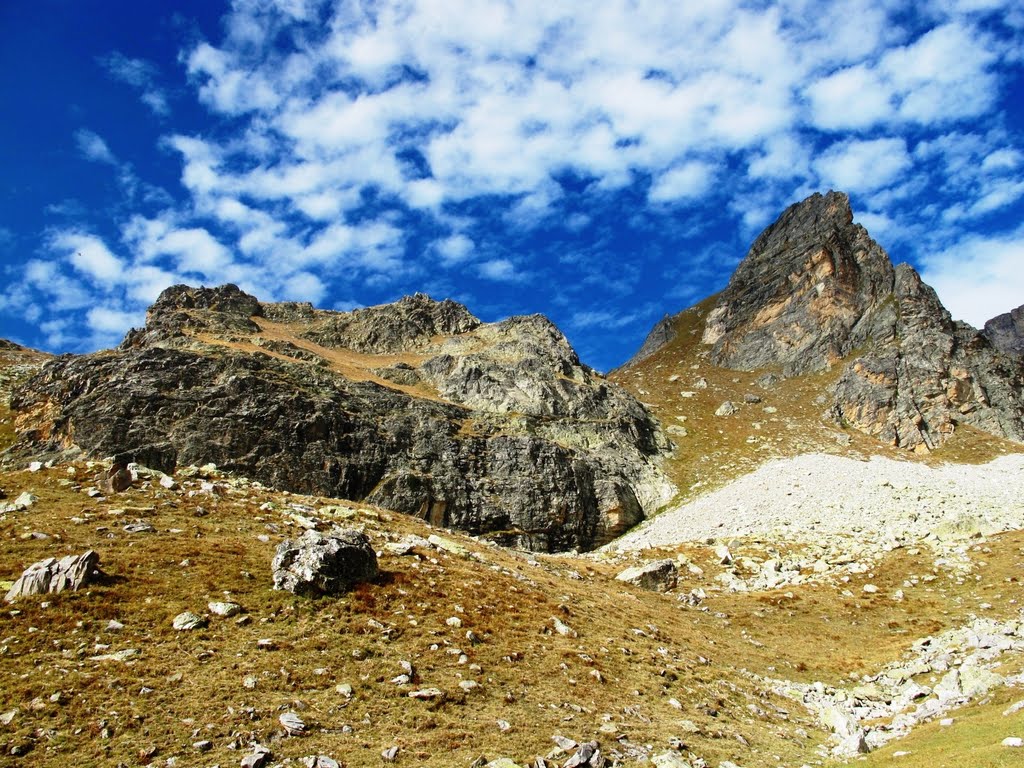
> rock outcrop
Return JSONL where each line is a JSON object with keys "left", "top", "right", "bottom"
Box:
{"left": 8, "top": 286, "right": 673, "bottom": 552}
{"left": 692, "top": 191, "right": 1024, "bottom": 451}
{"left": 5, "top": 551, "right": 102, "bottom": 602}
{"left": 984, "top": 304, "right": 1024, "bottom": 357}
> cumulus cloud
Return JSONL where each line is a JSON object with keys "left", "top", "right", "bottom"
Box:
{"left": 5, "top": 0, "right": 1022, "bottom": 366}
{"left": 920, "top": 230, "right": 1024, "bottom": 327}
{"left": 814, "top": 138, "right": 912, "bottom": 193}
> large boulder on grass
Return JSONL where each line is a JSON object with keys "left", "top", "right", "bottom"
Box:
{"left": 272, "top": 529, "right": 378, "bottom": 596}
{"left": 5, "top": 551, "right": 102, "bottom": 602}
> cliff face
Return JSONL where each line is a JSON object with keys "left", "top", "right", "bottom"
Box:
{"left": 642, "top": 191, "right": 1024, "bottom": 452}
{"left": 984, "top": 305, "right": 1024, "bottom": 358}
{"left": 8, "top": 286, "right": 674, "bottom": 552}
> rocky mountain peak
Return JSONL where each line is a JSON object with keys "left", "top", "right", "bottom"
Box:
{"left": 702, "top": 190, "right": 895, "bottom": 375}
{"left": 304, "top": 292, "right": 481, "bottom": 354}
{"left": 983, "top": 304, "right": 1024, "bottom": 357}
{"left": 630, "top": 190, "right": 1024, "bottom": 453}
{"left": 10, "top": 285, "right": 673, "bottom": 552}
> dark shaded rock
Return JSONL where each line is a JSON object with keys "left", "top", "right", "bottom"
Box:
{"left": 10, "top": 289, "right": 672, "bottom": 552}
{"left": 272, "top": 529, "right": 378, "bottom": 596}
{"left": 692, "top": 191, "right": 1024, "bottom": 451}
{"left": 626, "top": 314, "right": 677, "bottom": 366}
{"left": 120, "top": 284, "right": 263, "bottom": 349}
{"left": 5, "top": 551, "right": 101, "bottom": 602}
{"left": 983, "top": 304, "right": 1024, "bottom": 357}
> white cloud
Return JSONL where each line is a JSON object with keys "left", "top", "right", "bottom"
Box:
{"left": 51, "top": 231, "right": 124, "bottom": 282}
{"left": 814, "top": 137, "right": 912, "bottom": 193}
{"left": 75, "top": 129, "right": 116, "bottom": 164}
{"left": 435, "top": 234, "right": 475, "bottom": 266}
{"left": 478, "top": 258, "right": 522, "bottom": 282}
{"left": 87, "top": 306, "right": 144, "bottom": 334}
{"left": 648, "top": 161, "right": 716, "bottom": 203}
{"left": 282, "top": 272, "right": 326, "bottom": 303}
{"left": 920, "top": 230, "right": 1024, "bottom": 328}
{"left": 805, "top": 64, "right": 893, "bottom": 130}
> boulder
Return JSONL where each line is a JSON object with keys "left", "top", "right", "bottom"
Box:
{"left": 615, "top": 559, "right": 678, "bottom": 592}
{"left": 272, "top": 529, "right": 378, "bottom": 596}
{"left": 5, "top": 551, "right": 101, "bottom": 602}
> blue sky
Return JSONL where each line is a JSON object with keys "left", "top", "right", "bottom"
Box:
{"left": 1, "top": 0, "right": 1023, "bottom": 371}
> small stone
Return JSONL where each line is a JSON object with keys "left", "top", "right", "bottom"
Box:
{"left": 1003, "top": 737, "right": 1023, "bottom": 748}
{"left": 302, "top": 757, "right": 340, "bottom": 768}
{"left": 243, "top": 675, "right": 258, "bottom": 689}
{"left": 172, "top": 612, "right": 207, "bottom": 631}
{"left": 381, "top": 746, "right": 400, "bottom": 762}
{"left": 241, "top": 744, "right": 273, "bottom": 768}
{"left": 336, "top": 683, "right": 353, "bottom": 697}
{"left": 496, "top": 719, "right": 512, "bottom": 732}
{"left": 446, "top": 616, "right": 463, "bottom": 628}
{"left": 28, "top": 461, "right": 43, "bottom": 472}
{"left": 940, "top": 718, "right": 954, "bottom": 727}
{"left": 280, "top": 711, "right": 306, "bottom": 735}
{"left": 715, "top": 400, "right": 738, "bottom": 417}
{"left": 409, "top": 688, "right": 445, "bottom": 700}
{"left": 193, "top": 740, "right": 212, "bottom": 752}
{"left": 862, "top": 584, "right": 878, "bottom": 594}
{"left": 209, "top": 601, "right": 242, "bottom": 617}
{"left": 106, "top": 619, "right": 124, "bottom": 632}
{"left": 257, "top": 638, "right": 276, "bottom": 650}
{"left": 0, "top": 709, "right": 17, "bottom": 725}
{"left": 123, "top": 519, "right": 156, "bottom": 533}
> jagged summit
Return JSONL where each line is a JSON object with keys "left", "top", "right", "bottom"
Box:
{"left": 984, "top": 304, "right": 1024, "bottom": 357}
{"left": 702, "top": 190, "right": 895, "bottom": 375}
{"left": 628, "top": 191, "right": 1024, "bottom": 453}
{"left": 9, "top": 284, "right": 673, "bottom": 552}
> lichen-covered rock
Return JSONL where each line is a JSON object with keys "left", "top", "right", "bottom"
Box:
{"left": 9, "top": 286, "right": 673, "bottom": 552}
{"left": 272, "top": 529, "right": 379, "bottom": 596}
{"left": 693, "top": 191, "right": 1024, "bottom": 451}
{"left": 5, "top": 551, "right": 101, "bottom": 602}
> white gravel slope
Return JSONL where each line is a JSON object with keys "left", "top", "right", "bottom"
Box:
{"left": 613, "top": 453, "right": 1024, "bottom": 551}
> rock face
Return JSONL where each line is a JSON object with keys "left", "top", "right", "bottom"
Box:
{"left": 272, "top": 529, "right": 379, "bottom": 596}
{"left": 9, "top": 286, "right": 673, "bottom": 552}
{"left": 984, "top": 304, "right": 1024, "bottom": 357}
{"left": 695, "top": 191, "right": 1024, "bottom": 451}
{"left": 5, "top": 551, "right": 101, "bottom": 602}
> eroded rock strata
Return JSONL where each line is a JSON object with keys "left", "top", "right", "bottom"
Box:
{"left": 652, "top": 191, "right": 1024, "bottom": 452}
{"left": 9, "top": 286, "right": 674, "bottom": 552}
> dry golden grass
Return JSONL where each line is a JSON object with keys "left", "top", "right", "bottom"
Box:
{"left": 2, "top": 455, "right": 1023, "bottom": 767}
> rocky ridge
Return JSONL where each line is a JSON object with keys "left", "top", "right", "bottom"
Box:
{"left": 984, "top": 304, "right": 1024, "bottom": 358}
{"left": 641, "top": 191, "right": 1024, "bottom": 453}
{"left": 6, "top": 286, "right": 673, "bottom": 553}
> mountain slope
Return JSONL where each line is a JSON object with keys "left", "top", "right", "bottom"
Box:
{"left": 623, "top": 191, "right": 1024, "bottom": 457}
{"left": 4, "top": 287, "right": 673, "bottom": 553}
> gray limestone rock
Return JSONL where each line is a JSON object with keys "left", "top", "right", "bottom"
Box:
{"left": 10, "top": 285, "right": 672, "bottom": 552}
{"left": 272, "top": 529, "right": 378, "bottom": 596}
{"left": 983, "top": 304, "right": 1024, "bottom": 357}
{"left": 5, "top": 550, "right": 101, "bottom": 602}
{"left": 615, "top": 559, "right": 678, "bottom": 592}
